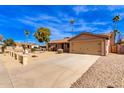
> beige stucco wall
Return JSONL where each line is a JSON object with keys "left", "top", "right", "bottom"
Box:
{"left": 101, "top": 40, "right": 105, "bottom": 56}
{"left": 105, "top": 39, "right": 110, "bottom": 55}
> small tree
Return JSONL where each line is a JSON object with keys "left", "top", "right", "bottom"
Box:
{"left": 0, "top": 35, "right": 3, "bottom": 40}
{"left": 3, "top": 38, "right": 15, "bottom": 46}
{"left": 0, "top": 35, "right": 3, "bottom": 43}
{"left": 34, "top": 27, "right": 51, "bottom": 50}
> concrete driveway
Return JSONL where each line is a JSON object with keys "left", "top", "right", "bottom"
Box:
{"left": 0, "top": 55, "right": 13, "bottom": 88}
{"left": 1, "top": 52, "right": 100, "bottom": 88}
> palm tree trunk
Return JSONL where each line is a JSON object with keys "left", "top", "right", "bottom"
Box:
{"left": 46, "top": 42, "right": 48, "bottom": 51}
{"left": 26, "top": 36, "right": 28, "bottom": 48}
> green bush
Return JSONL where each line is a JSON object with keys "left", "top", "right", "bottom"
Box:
{"left": 32, "top": 55, "right": 37, "bottom": 57}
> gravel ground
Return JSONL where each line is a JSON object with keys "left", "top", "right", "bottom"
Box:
{"left": 71, "top": 54, "right": 124, "bottom": 88}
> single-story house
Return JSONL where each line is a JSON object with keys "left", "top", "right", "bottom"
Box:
{"left": 49, "top": 32, "right": 115, "bottom": 56}
{"left": 15, "top": 42, "right": 35, "bottom": 49}
{"left": 49, "top": 37, "right": 70, "bottom": 52}
{"left": 0, "top": 44, "right": 3, "bottom": 53}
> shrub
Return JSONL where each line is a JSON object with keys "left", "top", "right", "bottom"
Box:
{"left": 31, "top": 48, "right": 35, "bottom": 53}
{"left": 57, "top": 49, "right": 63, "bottom": 54}
{"left": 1, "top": 45, "right": 6, "bottom": 53}
{"left": 32, "top": 55, "right": 37, "bottom": 57}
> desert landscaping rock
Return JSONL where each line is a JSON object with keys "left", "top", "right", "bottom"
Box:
{"left": 71, "top": 54, "right": 124, "bottom": 88}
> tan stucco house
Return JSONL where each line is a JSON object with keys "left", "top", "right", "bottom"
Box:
{"left": 49, "top": 32, "right": 115, "bottom": 56}
{"left": 49, "top": 37, "right": 70, "bottom": 52}
{"left": 15, "top": 42, "right": 35, "bottom": 49}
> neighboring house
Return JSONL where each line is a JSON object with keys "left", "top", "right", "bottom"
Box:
{"left": 40, "top": 45, "right": 46, "bottom": 48}
{"left": 31, "top": 44, "right": 39, "bottom": 48}
{"left": 49, "top": 32, "right": 115, "bottom": 56}
{"left": 0, "top": 44, "right": 3, "bottom": 53}
{"left": 15, "top": 42, "right": 35, "bottom": 49}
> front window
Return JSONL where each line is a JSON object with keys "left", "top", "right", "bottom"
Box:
{"left": 62, "top": 43, "right": 64, "bottom": 49}
{"left": 67, "top": 43, "right": 69, "bottom": 48}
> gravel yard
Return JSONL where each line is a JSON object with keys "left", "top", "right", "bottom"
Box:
{"left": 71, "top": 54, "right": 124, "bottom": 88}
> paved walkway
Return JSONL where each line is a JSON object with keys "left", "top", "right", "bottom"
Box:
{"left": 0, "top": 55, "right": 13, "bottom": 88}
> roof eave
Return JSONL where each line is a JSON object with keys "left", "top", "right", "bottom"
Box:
{"left": 69, "top": 33, "right": 110, "bottom": 41}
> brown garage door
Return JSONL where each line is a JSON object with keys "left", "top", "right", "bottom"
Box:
{"left": 71, "top": 41, "right": 102, "bottom": 55}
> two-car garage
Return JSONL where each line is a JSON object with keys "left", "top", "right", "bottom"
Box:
{"left": 71, "top": 41, "right": 102, "bottom": 55}
{"left": 69, "top": 32, "right": 111, "bottom": 56}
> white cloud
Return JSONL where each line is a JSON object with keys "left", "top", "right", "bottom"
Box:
{"left": 118, "top": 12, "right": 124, "bottom": 20}
{"left": 18, "top": 18, "right": 67, "bottom": 40}
{"left": 48, "top": 26, "right": 70, "bottom": 40}
{"left": 91, "top": 21, "right": 108, "bottom": 25}
{"left": 63, "top": 21, "right": 98, "bottom": 33}
{"left": 107, "top": 5, "right": 124, "bottom": 11}
{"left": 17, "top": 12, "right": 111, "bottom": 40}
{"left": 75, "top": 19, "right": 108, "bottom": 26}
{"left": 76, "top": 25, "right": 97, "bottom": 32}
{"left": 24, "top": 14, "right": 61, "bottom": 23}
{"left": 17, "top": 14, "right": 63, "bottom": 29}
{"left": 18, "top": 19, "right": 39, "bottom": 27}
{"left": 73, "top": 6, "right": 88, "bottom": 15}
{"left": 73, "top": 6, "right": 100, "bottom": 15}
{"left": 92, "top": 25, "right": 113, "bottom": 34}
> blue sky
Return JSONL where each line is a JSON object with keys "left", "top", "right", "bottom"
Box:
{"left": 0, "top": 5, "right": 124, "bottom": 44}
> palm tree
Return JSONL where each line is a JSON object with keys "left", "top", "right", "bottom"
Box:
{"left": 24, "top": 30, "right": 30, "bottom": 47}
{"left": 70, "top": 19, "right": 75, "bottom": 36}
{"left": 112, "top": 15, "right": 120, "bottom": 44}
{"left": 34, "top": 27, "right": 51, "bottom": 50}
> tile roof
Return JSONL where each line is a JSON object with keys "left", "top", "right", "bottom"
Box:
{"left": 49, "top": 37, "right": 71, "bottom": 43}
{"left": 69, "top": 32, "right": 111, "bottom": 41}
{"left": 15, "top": 42, "right": 35, "bottom": 46}
{"left": 49, "top": 32, "right": 112, "bottom": 43}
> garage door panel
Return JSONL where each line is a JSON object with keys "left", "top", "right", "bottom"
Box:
{"left": 71, "top": 41, "right": 101, "bottom": 55}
